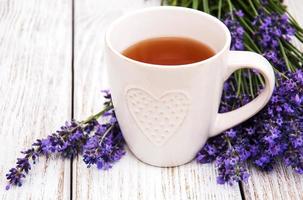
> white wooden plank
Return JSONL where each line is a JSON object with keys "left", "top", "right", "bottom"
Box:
{"left": 244, "top": 162, "right": 303, "bottom": 200}
{"left": 73, "top": 0, "right": 242, "bottom": 199}
{"left": 0, "top": 0, "right": 71, "bottom": 199}
{"left": 288, "top": 0, "right": 303, "bottom": 52}
{"left": 242, "top": 1, "right": 303, "bottom": 200}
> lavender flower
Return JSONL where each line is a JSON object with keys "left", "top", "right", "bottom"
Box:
{"left": 82, "top": 111, "right": 125, "bottom": 170}
{"left": 260, "top": 0, "right": 269, "bottom": 5}
{"left": 197, "top": 70, "right": 303, "bottom": 184}
{"left": 5, "top": 91, "right": 125, "bottom": 189}
{"left": 197, "top": 135, "right": 227, "bottom": 163}
{"left": 253, "top": 11, "right": 296, "bottom": 70}
{"left": 223, "top": 11, "right": 245, "bottom": 50}
{"left": 216, "top": 147, "right": 250, "bottom": 185}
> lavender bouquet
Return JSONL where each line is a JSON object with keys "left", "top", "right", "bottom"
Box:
{"left": 163, "top": 0, "right": 303, "bottom": 184}
{"left": 6, "top": 0, "right": 303, "bottom": 189}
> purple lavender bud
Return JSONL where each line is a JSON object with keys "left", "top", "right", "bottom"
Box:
{"left": 226, "top": 129, "right": 237, "bottom": 138}
{"left": 292, "top": 136, "right": 303, "bottom": 148}
{"left": 235, "top": 10, "right": 244, "bottom": 17}
{"left": 295, "top": 94, "right": 302, "bottom": 104}
{"left": 82, "top": 109, "right": 125, "bottom": 170}
{"left": 223, "top": 12, "right": 245, "bottom": 51}
{"left": 245, "top": 127, "right": 255, "bottom": 135}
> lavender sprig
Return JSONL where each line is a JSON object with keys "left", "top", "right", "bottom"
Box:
{"left": 198, "top": 70, "right": 303, "bottom": 184}
{"left": 5, "top": 91, "right": 125, "bottom": 190}
{"left": 82, "top": 110, "right": 125, "bottom": 170}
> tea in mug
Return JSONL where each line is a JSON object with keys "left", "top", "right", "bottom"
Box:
{"left": 122, "top": 37, "right": 215, "bottom": 65}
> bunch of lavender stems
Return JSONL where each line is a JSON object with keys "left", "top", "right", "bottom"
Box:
{"left": 163, "top": 0, "right": 303, "bottom": 185}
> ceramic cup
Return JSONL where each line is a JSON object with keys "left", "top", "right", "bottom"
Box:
{"left": 105, "top": 6, "right": 275, "bottom": 167}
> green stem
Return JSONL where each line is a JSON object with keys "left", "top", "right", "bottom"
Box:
{"left": 273, "top": 68, "right": 288, "bottom": 79}
{"left": 288, "top": 60, "right": 297, "bottom": 72}
{"left": 296, "top": 31, "right": 303, "bottom": 38}
{"left": 238, "top": 18, "right": 254, "bottom": 34}
{"left": 227, "top": 0, "right": 234, "bottom": 19}
{"left": 286, "top": 52, "right": 302, "bottom": 70}
{"left": 295, "top": 33, "right": 303, "bottom": 43}
{"left": 244, "top": 44, "right": 256, "bottom": 52}
{"left": 225, "top": 135, "right": 233, "bottom": 148}
{"left": 99, "top": 124, "right": 115, "bottom": 145}
{"left": 257, "top": 74, "right": 265, "bottom": 87}
{"left": 287, "top": 11, "right": 303, "bottom": 32}
{"left": 181, "top": 0, "right": 192, "bottom": 7}
{"left": 253, "top": 0, "right": 270, "bottom": 13}
{"left": 248, "top": 70, "right": 255, "bottom": 98}
{"left": 203, "top": 0, "right": 210, "bottom": 13}
{"left": 248, "top": 0, "right": 258, "bottom": 16}
{"left": 169, "top": 0, "right": 178, "bottom": 6}
{"left": 236, "top": 70, "right": 242, "bottom": 96}
{"left": 283, "top": 41, "right": 303, "bottom": 58}
{"left": 230, "top": 81, "right": 236, "bottom": 92}
{"left": 217, "top": 0, "right": 222, "bottom": 19}
{"left": 283, "top": 43, "right": 303, "bottom": 62}
{"left": 242, "top": 74, "right": 250, "bottom": 95}
{"left": 268, "top": 0, "right": 285, "bottom": 14}
{"left": 234, "top": 0, "right": 255, "bottom": 18}
{"left": 192, "top": 0, "right": 199, "bottom": 9}
{"left": 278, "top": 39, "right": 292, "bottom": 72}
{"left": 81, "top": 103, "right": 113, "bottom": 124}
{"left": 244, "top": 33, "right": 262, "bottom": 53}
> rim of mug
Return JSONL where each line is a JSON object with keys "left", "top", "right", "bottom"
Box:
{"left": 105, "top": 6, "right": 231, "bottom": 69}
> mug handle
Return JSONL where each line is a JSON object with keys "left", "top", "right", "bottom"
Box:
{"left": 209, "top": 51, "right": 275, "bottom": 137}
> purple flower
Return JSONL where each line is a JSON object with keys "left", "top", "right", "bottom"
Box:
{"left": 215, "top": 148, "right": 249, "bottom": 185}
{"left": 245, "top": 127, "right": 255, "bottom": 135}
{"left": 226, "top": 129, "right": 237, "bottom": 138}
{"left": 292, "top": 135, "right": 303, "bottom": 148}
{"left": 82, "top": 107, "right": 125, "bottom": 170}
{"left": 260, "top": 0, "right": 269, "bottom": 5}
{"left": 253, "top": 12, "right": 296, "bottom": 70}
{"left": 254, "top": 13, "right": 295, "bottom": 49}
{"left": 235, "top": 10, "right": 244, "bottom": 17}
{"left": 5, "top": 168, "right": 25, "bottom": 189}
{"left": 223, "top": 12, "right": 245, "bottom": 50}
{"left": 197, "top": 70, "right": 303, "bottom": 184}
{"left": 33, "top": 134, "right": 61, "bottom": 155}
{"left": 6, "top": 91, "right": 124, "bottom": 189}
{"left": 254, "top": 154, "right": 273, "bottom": 171}
{"left": 197, "top": 134, "right": 227, "bottom": 164}
{"left": 295, "top": 94, "right": 302, "bottom": 104}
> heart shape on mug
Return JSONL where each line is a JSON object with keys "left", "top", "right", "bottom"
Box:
{"left": 126, "top": 88, "right": 190, "bottom": 146}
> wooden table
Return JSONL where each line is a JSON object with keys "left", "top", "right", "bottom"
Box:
{"left": 0, "top": 0, "right": 302, "bottom": 199}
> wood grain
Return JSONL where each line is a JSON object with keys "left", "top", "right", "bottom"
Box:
{"left": 0, "top": 0, "right": 71, "bottom": 199}
{"left": 1, "top": 0, "right": 302, "bottom": 199}
{"left": 242, "top": 1, "right": 303, "bottom": 200}
{"left": 72, "top": 0, "right": 242, "bottom": 199}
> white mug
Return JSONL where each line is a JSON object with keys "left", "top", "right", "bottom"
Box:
{"left": 105, "top": 7, "right": 275, "bottom": 167}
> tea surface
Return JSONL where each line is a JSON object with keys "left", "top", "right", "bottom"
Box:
{"left": 122, "top": 37, "right": 215, "bottom": 65}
